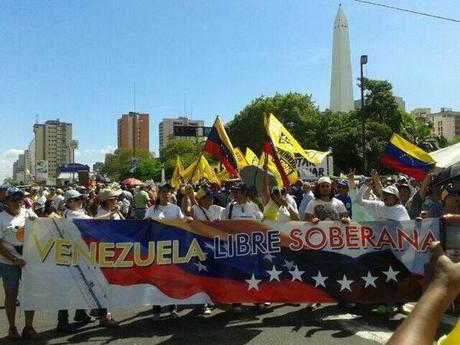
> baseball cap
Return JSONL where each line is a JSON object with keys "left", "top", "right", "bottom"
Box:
{"left": 338, "top": 179, "right": 348, "bottom": 186}
{"left": 98, "top": 189, "right": 122, "bottom": 202}
{"left": 382, "top": 185, "right": 400, "bottom": 198}
{"left": 317, "top": 176, "right": 332, "bottom": 185}
{"left": 232, "top": 182, "right": 248, "bottom": 191}
{"left": 5, "top": 187, "right": 25, "bottom": 198}
{"left": 195, "top": 187, "right": 213, "bottom": 200}
{"left": 64, "top": 190, "right": 82, "bottom": 202}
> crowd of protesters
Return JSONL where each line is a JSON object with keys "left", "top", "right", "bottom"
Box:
{"left": 0, "top": 166, "right": 459, "bottom": 340}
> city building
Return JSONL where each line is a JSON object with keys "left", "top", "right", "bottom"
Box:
{"left": 411, "top": 108, "right": 432, "bottom": 124}
{"left": 330, "top": 4, "right": 354, "bottom": 112}
{"left": 27, "top": 139, "right": 35, "bottom": 178}
{"left": 33, "top": 119, "right": 73, "bottom": 179}
{"left": 428, "top": 108, "right": 460, "bottom": 141}
{"left": 117, "top": 112, "right": 149, "bottom": 152}
{"left": 159, "top": 116, "right": 205, "bottom": 150}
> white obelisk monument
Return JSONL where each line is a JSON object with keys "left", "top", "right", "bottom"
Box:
{"left": 330, "top": 4, "right": 354, "bottom": 112}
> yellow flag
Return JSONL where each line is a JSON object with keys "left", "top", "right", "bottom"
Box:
{"left": 264, "top": 114, "right": 299, "bottom": 186}
{"left": 266, "top": 113, "right": 321, "bottom": 163}
{"left": 304, "top": 149, "right": 331, "bottom": 165}
{"left": 245, "top": 147, "right": 259, "bottom": 166}
{"left": 215, "top": 164, "right": 232, "bottom": 181}
{"left": 170, "top": 156, "right": 183, "bottom": 189}
{"left": 259, "top": 152, "right": 283, "bottom": 187}
{"left": 234, "top": 147, "right": 248, "bottom": 169}
{"left": 181, "top": 156, "right": 219, "bottom": 184}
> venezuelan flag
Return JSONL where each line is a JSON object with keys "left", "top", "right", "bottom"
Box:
{"left": 203, "top": 117, "right": 239, "bottom": 177}
{"left": 379, "top": 133, "right": 435, "bottom": 181}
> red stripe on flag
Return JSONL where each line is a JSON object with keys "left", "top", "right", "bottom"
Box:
{"left": 379, "top": 154, "right": 427, "bottom": 181}
{"left": 203, "top": 141, "right": 238, "bottom": 176}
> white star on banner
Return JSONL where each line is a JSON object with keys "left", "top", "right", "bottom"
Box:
{"left": 311, "top": 270, "right": 328, "bottom": 288}
{"left": 283, "top": 260, "right": 296, "bottom": 271}
{"left": 337, "top": 274, "right": 353, "bottom": 292}
{"left": 361, "top": 271, "right": 378, "bottom": 288}
{"left": 383, "top": 265, "right": 400, "bottom": 282}
{"left": 289, "top": 266, "right": 305, "bottom": 282}
{"left": 194, "top": 262, "right": 208, "bottom": 272}
{"left": 246, "top": 274, "right": 262, "bottom": 291}
{"left": 204, "top": 243, "right": 215, "bottom": 251}
{"left": 266, "top": 265, "right": 282, "bottom": 282}
{"left": 263, "top": 253, "right": 275, "bottom": 262}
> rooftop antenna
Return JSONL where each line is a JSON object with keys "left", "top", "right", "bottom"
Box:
{"left": 183, "top": 93, "right": 187, "bottom": 116}
{"left": 35, "top": 114, "right": 39, "bottom": 124}
{"left": 133, "top": 81, "right": 136, "bottom": 113}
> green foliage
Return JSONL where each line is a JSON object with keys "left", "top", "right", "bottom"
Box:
{"left": 101, "top": 148, "right": 161, "bottom": 182}
{"left": 225, "top": 79, "right": 448, "bottom": 175}
{"left": 159, "top": 139, "right": 203, "bottom": 178}
{"left": 226, "top": 92, "right": 319, "bottom": 155}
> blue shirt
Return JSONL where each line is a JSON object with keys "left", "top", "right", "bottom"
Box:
{"left": 335, "top": 194, "right": 352, "bottom": 218}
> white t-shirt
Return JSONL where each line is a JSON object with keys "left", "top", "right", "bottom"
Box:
{"left": 305, "top": 198, "right": 347, "bottom": 221}
{"left": 63, "top": 208, "right": 92, "bottom": 219}
{"left": 222, "top": 201, "right": 263, "bottom": 220}
{"left": 0, "top": 208, "right": 36, "bottom": 265}
{"left": 355, "top": 184, "right": 410, "bottom": 221}
{"left": 144, "top": 204, "right": 184, "bottom": 220}
{"left": 96, "top": 207, "right": 121, "bottom": 220}
{"left": 285, "top": 194, "right": 298, "bottom": 213}
{"left": 192, "top": 204, "right": 224, "bottom": 221}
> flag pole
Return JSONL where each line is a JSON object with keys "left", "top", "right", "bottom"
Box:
{"left": 188, "top": 115, "right": 218, "bottom": 184}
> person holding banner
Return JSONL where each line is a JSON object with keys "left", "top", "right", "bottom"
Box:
{"left": 304, "top": 176, "right": 350, "bottom": 224}
{"left": 56, "top": 190, "right": 119, "bottom": 333}
{"left": 145, "top": 182, "right": 184, "bottom": 321}
{"left": 0, "top": 187, "right": 40, "bottom": 340}
{"left": 261, "top": 161, "right": 299, "bottom": 221}
{"left": 222, "top": 182, "right": 263, "bottom": 221}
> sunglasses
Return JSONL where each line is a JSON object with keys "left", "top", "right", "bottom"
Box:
{"left": 69, "top": 197, "right": 82, "bottom": 202}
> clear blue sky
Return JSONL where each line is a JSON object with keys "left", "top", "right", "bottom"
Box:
{"left": 1, "top": 0, "right": 459, "bottom": 181}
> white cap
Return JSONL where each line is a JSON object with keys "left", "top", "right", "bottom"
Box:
{"left": 382, "top": 185, "right": 399, "bottom": 199}
{"left": 64, "top": 190, "right": 82, "bottom": 202}
{"left": 317, "top": 176, "right": 332, "bottom": 185}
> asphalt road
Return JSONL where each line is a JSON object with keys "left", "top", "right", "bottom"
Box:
{"left": 1, "top": 295, "right": 455, "bottom": 345}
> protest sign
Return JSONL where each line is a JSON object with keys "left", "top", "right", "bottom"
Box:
{"left": 21, "top": 218, "right": 438, "bottom": 310}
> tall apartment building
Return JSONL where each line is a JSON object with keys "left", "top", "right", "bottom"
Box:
{"left": 428, "top": 108, "right": 460, "bottom": 141}
{"left": 159, "top": 116, "right": 205, "bottom": 150}
{"left": 117, "top": 112, "right": 149, "bottom": 152}
{"left": 33, "top": 119, "right": 72, "bottom": 178}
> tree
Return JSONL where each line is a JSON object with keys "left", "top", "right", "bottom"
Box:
{"left": 101, "top": 148, "right": 160, "bottom": 181}
{"left": 400, "top": 112, "right": 446, "bottom": 152}
{"left": 159, "top": 139, "right": 203, "bottom": 179}
{"left": 226, "top": 93, "right": 320, "bottom": 155}
{"left": 360, "top": 78, "right": 403, "bottom": 133}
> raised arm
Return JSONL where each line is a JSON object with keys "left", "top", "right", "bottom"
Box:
{"left": 386, "top": 242, "right": 460, "bottom": 345}
{"left": 261, "top": 159, "right": 271, "bottom": 206}
{"left": 371, "top": 169, "right": 383, "bottom": 198}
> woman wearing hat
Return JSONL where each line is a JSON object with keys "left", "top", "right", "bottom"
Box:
{"left": 0, "top": 187, "right": 40, "bottom": 339}
{"left": 183, "top": 185, "right": 224, "bottom": 221}
{"left": 144, "top": 182, "right": 184, "bottom": 321}
{"left": 96, "top": 189, "right": 124, "bottom": 220}
{"left": 355, "top": 174, "right": 410, "bottom": 221}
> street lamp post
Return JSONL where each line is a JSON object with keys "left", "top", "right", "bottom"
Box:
{"left": 360, "top": 55, "right": 368, "bottom": 174}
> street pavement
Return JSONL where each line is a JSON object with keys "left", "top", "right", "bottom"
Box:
{"left": 1, "top": 294, "right": 457, "bottom": 345}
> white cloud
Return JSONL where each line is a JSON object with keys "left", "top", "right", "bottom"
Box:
{"left": 0, "top": 149, "right": 24, "bottom": 182}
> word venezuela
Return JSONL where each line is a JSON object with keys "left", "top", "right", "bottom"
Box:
{"left": 31, "top": 230, "right": 281, "bottom": 268}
